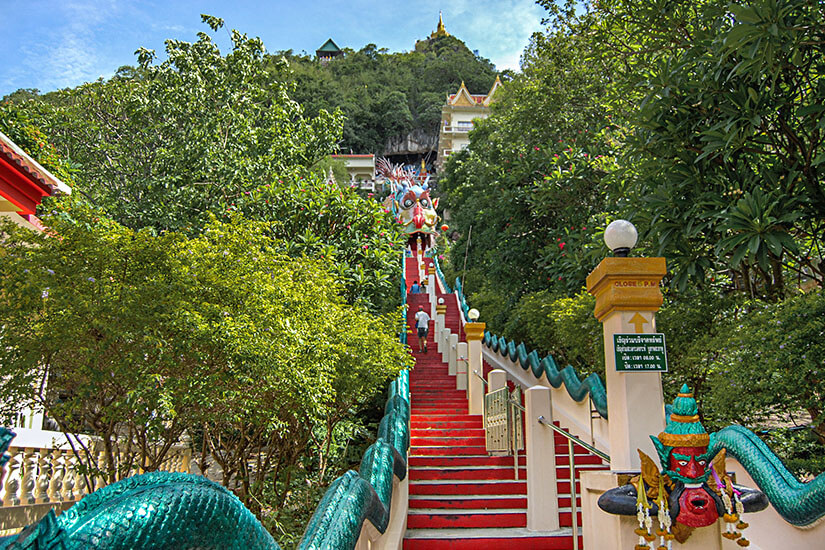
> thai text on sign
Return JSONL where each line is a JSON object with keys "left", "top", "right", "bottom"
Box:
{"left": 614, "top": 333, "right": 668, "bottom": 372}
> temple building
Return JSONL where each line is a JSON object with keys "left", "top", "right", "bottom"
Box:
{"left": 436, "top": 76, "right": 502, "bottom": 171}
{"left": 331, "top": 153, "right": 376, "bottom": 185}
{"left": 0, "top": 130, "right": 71, "bottom": 232}
{"left": 430, "top": 11, "right": 450, "bottom": 39}
{"left": 316, "top": 38, "right": 343, "bottom": 61}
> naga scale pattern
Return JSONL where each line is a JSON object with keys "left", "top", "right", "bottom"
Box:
{"left": 711, "top": 425, "right": 825, "bottom": 527}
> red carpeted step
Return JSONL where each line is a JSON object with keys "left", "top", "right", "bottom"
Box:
{"left": 409, "top": 480, "right": 526, "bottom": 496}
{"left": 410, "top": 436, "right": 485, "bottom": 447}
{"left": 410, "top": 428, "right": 485, "bottom": 438}
{"left": 408, "top": 496, "right": 527, "bottom": 509}
{"left": 410, "top": 446, "right": 489, "bottom": 456}
{"left": 409, "top": 455, "right": 526, "bottom": 467}
{"left": 410, "top": 421, "right": 481, "bottom": 431}
{"left": 403, "top": 533, "right": 583, "bottom": 550}
{"left": 406, "top": 510, "right": 526, "bottom": 529}
{"left": 410, "top": 414, "right": 481, "bottom": 423}
{"left": 410, "top": 409, "right": 470, "bottom": 415}
{"left": 403, "top": 281, "right": 579, "bottom": 550}
{"left": 409, "top": 467, "right": 527, "bottom": 481}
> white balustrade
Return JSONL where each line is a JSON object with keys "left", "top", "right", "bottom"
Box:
{"left": 0, "top": 442, "right": 191, "bottom": 534}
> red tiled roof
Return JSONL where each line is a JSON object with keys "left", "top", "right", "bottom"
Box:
{"left": 331, "top": 154, "right": 375, "bottom": 158}
{"left": 448, "top": 94, "right": 487, "bottom": 104}
{"left": 0, "top": 141, "right": 56, "bottom": 196}
{"left": 0, "top": 131, "right": 71, "bottom": 216}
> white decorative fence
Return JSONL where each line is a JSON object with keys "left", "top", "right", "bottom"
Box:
{"left": 0, "top": 438, "right": 191, "bottom": 536}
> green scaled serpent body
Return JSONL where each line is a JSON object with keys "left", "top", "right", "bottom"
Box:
{"left": 0, "top": 430, "right": 280, "bottom": 550}
{"left": 711, "top": 425, "right": 825, "bottom": 527}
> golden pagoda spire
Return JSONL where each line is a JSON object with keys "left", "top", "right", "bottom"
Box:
{"left": 431, "top": 11, "right": 450, "bottom": 38}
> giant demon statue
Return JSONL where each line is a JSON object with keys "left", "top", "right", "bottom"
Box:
{"left": 378, "top": 158, "right": 439, "bottom": 252}
{"left": 598, "top": 385, "right": 768, "bottom": 548}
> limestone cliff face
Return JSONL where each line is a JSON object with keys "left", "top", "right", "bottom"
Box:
{"left": 384, "top": 129, "right": 437, "bottom": 155}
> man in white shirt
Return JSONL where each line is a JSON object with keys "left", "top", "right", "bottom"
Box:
{"left": 414, "top": 305, "right": 431, "bottom": 353}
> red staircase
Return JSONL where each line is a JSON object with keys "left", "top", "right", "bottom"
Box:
{"left": 401, "top": 257, "right": 606, "bottom": 549}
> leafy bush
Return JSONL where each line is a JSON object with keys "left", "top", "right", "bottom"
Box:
{"left": 656, "top": 288, "right": 747, "bottom": 418}
{"left": 704, "top": 290, "right": 825, "bottom": 446}
{"left": 0, "top": 211, "right": 412, "bottom": 515}
{"left": 502, "top": 290, "right": 603, "bottom": 377}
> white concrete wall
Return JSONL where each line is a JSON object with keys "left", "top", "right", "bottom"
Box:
{"left": 723, "top": 458, "right": 825, "bottom": 550}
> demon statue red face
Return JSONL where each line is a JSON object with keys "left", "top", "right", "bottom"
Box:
{"left": 377, "top": 158, "right": 439, "bottom": 252}
{"left": 598, "top": 385, "right": 767, "bottom": 547}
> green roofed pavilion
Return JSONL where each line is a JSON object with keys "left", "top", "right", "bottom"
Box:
{"left": 316, "top": 38, "right": 343, "bottom": 60}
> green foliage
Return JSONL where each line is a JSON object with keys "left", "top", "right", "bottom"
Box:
{"left": 0, "top": 211, "right": 411, "bottom": 513}
{"left": 656, "top": 287, "right": 825, "bottom": 474}
{"left": 704, "top": 290, "right": 825, "bottom": 443}
{"left": 230, "top": 174, "right": 407, "bottom": 313}
{"left": 552, "top": 0, "right": 825, "bottom": 297}
{"left": 445, "top": 0, "right": 825, "bottom": 474}
{"left": 3, "top": 18, "right": 407, "bottom": 314}
{"left": 439, "top": 26, "right": 622, "bottom": 312}
{"left": 280, "top": 34, "right": 498, "bottom": 153}
{"left": 503, "top": 290, "right": 603, "bottom": 377}
{"left": 0, "top": 101, "right": 78, "bottom": 187}
{"left": 761, "top": 427, "right": 825, "bottom": 479}
{"left": 656, "top": 288, "right": 747, "bottom": 412}
{"left": 2, "top": 16, "right": 342, "bottom": 233}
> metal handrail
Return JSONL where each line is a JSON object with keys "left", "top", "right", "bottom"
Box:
{"left": 509, "top": 399, "right": 525, "bottom": 413}
{"left": 472, "top": 369, "right": 488, "bottom": 386}
{"left": 537, "top": 416, "right": 609, "bottom": 462}
{"left": 537, "top": 416, "right": 608, "bottom": 550}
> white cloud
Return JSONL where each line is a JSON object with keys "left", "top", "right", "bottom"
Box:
{"left": 3, "top": 0, "right": 128, "bottom": 94}
{"left": 444, "top": 0, "right": 544, "bottom": 71}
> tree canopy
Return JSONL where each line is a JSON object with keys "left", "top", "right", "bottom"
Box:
{"left": 279, "top": 34, "right": 500, "bottom": 154}
{"left": 439, "top": 0, "right": 825, "bottom": 471}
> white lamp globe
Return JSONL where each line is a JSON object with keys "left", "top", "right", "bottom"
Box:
{"left": 604, "top": 220, "right": 638, "bottom": 257}
{"left": 438, "top": 297, "right": 445, "bottom": 305}
{"left": 468, "top": 308, "right": 480, "bottom": 321}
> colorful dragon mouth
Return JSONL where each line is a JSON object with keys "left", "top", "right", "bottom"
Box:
{"left": 377, "top": 158, "right": 441, "bottom": 249}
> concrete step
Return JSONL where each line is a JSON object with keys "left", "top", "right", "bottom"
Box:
{"left": 403, "top": 527, "right": 581, "bottom": 549}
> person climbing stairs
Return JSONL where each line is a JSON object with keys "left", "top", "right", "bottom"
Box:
{"left": 401, "top": 257, "right": 606, "bottom": 548}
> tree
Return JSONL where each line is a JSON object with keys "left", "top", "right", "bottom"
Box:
{"left": 438, "top": 24, "right": 623, "bottom": 332}
{"left": 0, "top": 212, "right": 411, "bottom": 510}
{"left": 2, "top": 15, "right": 342, "bottom": 233}
{"left": 279, "top": 34, "right": 499, "bottom": 154}
{"left": 543, "top": 0, "right": 825, "bottom": 297}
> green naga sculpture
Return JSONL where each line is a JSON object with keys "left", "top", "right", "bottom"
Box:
{"left": 0, "top": 428, "right": 281, "bottom": 550}
{"left": 598, "top": 386, "right": 769, "bottom": 548}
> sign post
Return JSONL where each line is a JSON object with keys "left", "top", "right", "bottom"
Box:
{"left": 586, "top": 257, "right": 668, "bottom": 471}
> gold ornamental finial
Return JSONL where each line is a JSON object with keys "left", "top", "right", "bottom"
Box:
{"left": 431, "top": 11, "right": 450, "bottom": 38}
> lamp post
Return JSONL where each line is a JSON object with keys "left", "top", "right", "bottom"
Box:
{"left": 465, "top": 309, "right": 485, "bottom": 415}
{"left": 586, "top": 220, "right": 667, "bottom": 471}
{"left": 603, "top": 219, "right": 638, "bottom": 257}
{"left": 436, "top": 297, "right": 447, "bottom": 357}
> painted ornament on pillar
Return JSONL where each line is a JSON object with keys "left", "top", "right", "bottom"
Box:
{"left": 378, "top": 158, "right": 440, "bottom": 252}
{"left": 597, "top": 385, "right": 768, "bottom": 548}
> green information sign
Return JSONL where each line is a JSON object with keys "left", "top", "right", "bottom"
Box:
{"left": 614, "top": 333, "right": 668, "bottom": 372}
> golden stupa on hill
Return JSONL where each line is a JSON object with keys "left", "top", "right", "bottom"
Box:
{"left": 430, "top": 11, "right": 450, "bottom": 38}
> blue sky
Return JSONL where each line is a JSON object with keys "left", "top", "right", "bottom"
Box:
{"left": 0, "top": 0, "right": 546, "bottom": 97}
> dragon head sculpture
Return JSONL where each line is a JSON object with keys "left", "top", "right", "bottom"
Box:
{"left": 377, "top": 158, "right": 439, "bottom": 252}
{"left": 597, "top": 385, "right": 768, "bottom": 546}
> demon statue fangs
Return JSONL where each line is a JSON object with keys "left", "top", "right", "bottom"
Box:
{"left": 597, "top": 385, "right": 768, "bottom": 548}
{"left": 377, "top": 158, "right": 439, "bottom": 252}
